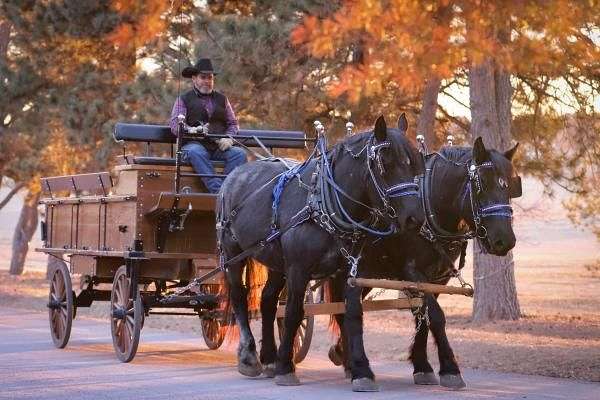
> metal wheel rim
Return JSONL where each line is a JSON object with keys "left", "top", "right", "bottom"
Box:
{"left": 110, "top": 266, "right": 142, "bottom": 363}
{"left": 200, "top": 284, "right": 229, "bottom": 350}
{"left": 48, "top": 264, "right": 73, "bottom": 349}
{"left": 277, "top": 287, "right": 315, "bottom": 364}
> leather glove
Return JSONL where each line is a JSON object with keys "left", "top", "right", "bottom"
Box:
{"left": 217, "top": 138, "right": 234, "bottom": 151}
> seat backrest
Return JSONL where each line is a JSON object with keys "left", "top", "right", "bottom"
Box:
{"left": 113, "top": 123, "right": 308, "bottom": 149}
{"left": 41, "top": 172, "right": 112, "bottom": 197}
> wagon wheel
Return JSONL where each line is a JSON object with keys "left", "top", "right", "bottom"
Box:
{"left": 200, "top": 284, "right": 230, "bottom": 350}
{"left": 110, "top": 265, "right": 143, "bottom": 363}
{"left": 48, "top": 260, "right": 74, "bottom": 349}
{"left": 277, "top": 286, "right": 315, "bottom": 364}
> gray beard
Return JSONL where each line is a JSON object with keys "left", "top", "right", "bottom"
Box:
{"left": 194, "top": 84, "right": 213, "bottom": 94}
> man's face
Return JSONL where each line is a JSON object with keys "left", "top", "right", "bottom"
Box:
{"left": 192, "top": 73, "right": 214, "bottom": 94}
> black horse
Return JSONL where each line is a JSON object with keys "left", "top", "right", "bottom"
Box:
{"left": 217, "top": 115, "right": 424, "bottom": 391}
{"left": 326, "top": 137, "right": 520, "bottom": 389}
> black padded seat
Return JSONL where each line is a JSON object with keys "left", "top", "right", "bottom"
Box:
{"left": 113, "top": 123, "right": 308, "bottom": 149}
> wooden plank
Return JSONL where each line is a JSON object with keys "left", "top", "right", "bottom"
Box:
{"left": 104, "top": 201, "right": 136, "bottom": 251}
{"left": 274, "top": 298, "right": 423, "bottom": 318}
{"left": 39, "top": 195, "right": 135, "bottom": 205}
{"left": 49, "top": 204, "right": 73, "bottom": 249}
{"left": 76, "top": 203, "right": 101, "bottom": 250}
{"left": 347, "top": 277, "right": 474, "bottom": 297}
{"left": 36, "top": 247, "right": 214, "bottom": 259}
{"left": 72, "top": 172, "right": 112, "bottom": 194}
{"left": 41, "top": 175, "right": 76, "bottom": 195}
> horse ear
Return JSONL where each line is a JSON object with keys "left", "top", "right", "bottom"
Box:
{"left": 397, "top": 113, "right": 408, "bottom": 133}
{"left": 504, "top": 142, "right": 519, "bottom": 161}
{"left": 473, "top": 137, "right": 489, "bottom": 164}
{"left": 374, "top": 115, "right": 387, "bottom": 142}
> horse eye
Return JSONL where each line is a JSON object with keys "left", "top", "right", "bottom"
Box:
{"left": 498, "top": 177, "right": 509, "bottom": 189}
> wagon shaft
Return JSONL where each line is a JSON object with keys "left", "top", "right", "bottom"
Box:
{"left": 347, "top": 277, "right": 474, "bottom": 297}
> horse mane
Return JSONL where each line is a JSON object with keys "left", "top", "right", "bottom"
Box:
{"left": 437, "top": 146, "right": 472, "bottom": 163}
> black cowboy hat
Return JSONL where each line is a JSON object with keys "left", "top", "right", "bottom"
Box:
{"left": 182, "top": 58, "right": 219, "bottom": 78}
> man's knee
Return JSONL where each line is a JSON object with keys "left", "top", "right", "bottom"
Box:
{"left": 183, "top": 143, "right": 210, "bottom": 161}
{"left": 227, "top": 147, "right": 247, "bottom": 163}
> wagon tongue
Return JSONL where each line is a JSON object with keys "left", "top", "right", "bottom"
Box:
{"left": 158, "top": 293, "right": 219, "bottom": 308}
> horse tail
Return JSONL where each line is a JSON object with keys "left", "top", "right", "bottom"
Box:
{"left": 323, "top": 278, "right": 341, "bottom": 338}
{"left": 215, "top": 267, "right": 238, "bottom": 347}
{"left": 246, "top": 258, "right": 268, "bottom": 313}
{"left": 218, "top": 258, "right": 268, "bottom": 347}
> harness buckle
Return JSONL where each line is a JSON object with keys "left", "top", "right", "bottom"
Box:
{"left": 476, "top": 225, "right": 487, "bottom": 239}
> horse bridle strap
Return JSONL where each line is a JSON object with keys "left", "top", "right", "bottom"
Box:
{"left": 316, "top": 133, "right": 419, "bottom": 238}
{"left": 420, "top": 154, "right": 473, "bottom": 242}
{"left": 466, "top": 162, "right": 514, "bottom": 239}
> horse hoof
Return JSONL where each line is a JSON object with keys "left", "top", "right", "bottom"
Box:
{"left": 345, "top": 369, "right": 352, "bottom": 380}
{"left": 261, "top": 363, "right": 276, "bottom": 378}
{"left": 440, "top": 374, "right": 466, "bottom": 390}
{"left": 413, "top": 372, "right": 439, "bottom": 385}
{"left": 352, "top": 377, "right": 379, "bottom": 392}
{"left": 328, "top": 345, "right": 343, "bottom": 366}
{"left": 238, "top": 362, "right": 263, "bottom": 377}
{"left": 275, "top": 372, "right": 302, "bottom": 386}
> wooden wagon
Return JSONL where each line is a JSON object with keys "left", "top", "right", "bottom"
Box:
{"left": 37, "top": 121, "right": 467, "bottom": 363}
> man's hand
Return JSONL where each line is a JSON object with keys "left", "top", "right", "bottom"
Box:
{"left": 217, "top": 138, "right": 234, "bottom": 151}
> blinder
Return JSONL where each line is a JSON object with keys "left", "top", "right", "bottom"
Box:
{"left": 509, "top": 176, "right": 522, "bottom": 198}
{"left": 470, "top": 162, "right": 522, "bottom": 199}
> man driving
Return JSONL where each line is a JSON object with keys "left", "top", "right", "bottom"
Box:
{"left": 169, "top": 57, "right": 247, "bottom": 193}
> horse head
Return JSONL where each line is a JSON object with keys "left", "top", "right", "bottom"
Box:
{"left": 365, "top": 114, "right": 425, "bottom": 234}
{"left": 468, "top": 137, "right": 520, "bottom": 256}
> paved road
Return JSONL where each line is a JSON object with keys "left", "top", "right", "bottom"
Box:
{"left": 0, "top": 308, "right": 597, "bottom": 400}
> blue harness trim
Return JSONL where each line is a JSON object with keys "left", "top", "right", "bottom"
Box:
{"left": 385, "top": 182, "right": 419, "bottom": 198}
{"left": 271, "top": 161, "right": 310, "bottom": 233}
{"left": 480, "top": 204, "right": 513, "bottom": 218}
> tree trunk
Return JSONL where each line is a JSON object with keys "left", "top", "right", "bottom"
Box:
{"left": 469, "top": 58, "right": 520, "bottom": 322}
{"left": 0, "top": 180, "right": 26, "bottom": 211}
{"left": 416, "top": 77, "right": 441, "bottom": 150}
{"left": 0, "top": 21, "right": 10, "bottom": 61}
{"left": 9, "top": 191, "right": 40, "bottom": 275}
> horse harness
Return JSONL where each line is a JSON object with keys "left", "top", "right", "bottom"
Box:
{"left": 216, "top": 132, "right": 419, "bottom": 279}
{"left": 418, "top": 151, "right": 522, "bottom": 284}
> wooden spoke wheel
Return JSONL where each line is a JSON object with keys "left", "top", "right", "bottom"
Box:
{"left": 110, "top": 265, "right": 143, "bottom": 363}
{"left": 200, "top": 284, "right": 230, "bottom": 350}
{"left": 277, "top": 286, "right": 315, "bottom": 364}
{"left": 48, "top": 261, "right": 74, "bottom": 349}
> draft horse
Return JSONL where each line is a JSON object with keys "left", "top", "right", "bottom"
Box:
{"left": 217, "top": 115, "right": 424, "bottom": 391}
{"left": 327, "top": 137, "right": 521, "bottom": 389}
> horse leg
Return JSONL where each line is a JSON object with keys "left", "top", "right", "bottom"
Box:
{"left": 274, "top": 269, "right": 309, "bottom": 386}
{"left": 327, "top": 280, "right": 367, "bottom": 380}
{"left": 409, "top": 295, "right": 438, "bottom": 385}
{"left": 427, "top": 295, "right": 465, "bottom": 390}
{"left": 345, "top": 284, "right": 378, "bottom": 392}
{"left": 259, "top": 270, "right": 286, "bottom": 378}
{"left": 226, "top": 261, "right": 262, "bottom": 377}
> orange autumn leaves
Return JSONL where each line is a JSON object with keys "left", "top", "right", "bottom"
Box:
{"left": 107, "top": 0, "right": 173, "bottom": 52}
{"left": 291, "top": 0, "right": 599, "bottom": 103}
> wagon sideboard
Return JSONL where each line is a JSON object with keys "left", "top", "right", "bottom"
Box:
{"left": 39, "top": 163, "right": 219, "bottom": 280}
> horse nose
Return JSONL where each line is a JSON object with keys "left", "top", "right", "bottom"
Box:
{"left": 493, "top": 238, "right": 505, "bottom": 251}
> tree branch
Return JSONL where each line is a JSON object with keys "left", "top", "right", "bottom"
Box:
{"left": 438, "top": 105, "right": 470, "bottom": 133}
{"left": 0, "top": 181, "right": 26, "bottom": 211}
